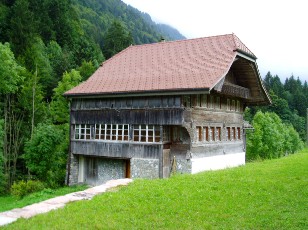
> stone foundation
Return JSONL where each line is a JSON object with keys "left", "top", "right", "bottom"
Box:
{"left": 174, "top": 159, "right": 192, "bottom": 174}
{"left": 131, "top": 158, "right": 159, "bottom": 179}
{"left": 68, "top": 154, "right": 79, "bottom": 185}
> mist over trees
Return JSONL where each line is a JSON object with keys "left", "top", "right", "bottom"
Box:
{"left": 0, "top": 0, "right": 306, "bottom": 194}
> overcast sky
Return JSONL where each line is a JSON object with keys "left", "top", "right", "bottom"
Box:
{"left": 122, "top": 0, "right": 308, "bottom": 83}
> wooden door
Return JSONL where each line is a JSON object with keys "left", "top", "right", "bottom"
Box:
{"left": 125, "top": 160, "right": 131, "bottom": 178}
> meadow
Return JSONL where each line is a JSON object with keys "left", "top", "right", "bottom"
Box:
{"left": 3, "top": 149, "right": 308, "bottom": 229}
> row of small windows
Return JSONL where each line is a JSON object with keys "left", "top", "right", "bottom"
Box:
{"left": 196, "top": 126, "right": 241, "bottom": 142}
{"left": 74, "top": 124, "right": 241, "bottom": 144}
{"left": 74, "top": 124, "right": 161, "bottom": 143}
{"left": 183, "top": 95, "right": 242, "bottom": 112}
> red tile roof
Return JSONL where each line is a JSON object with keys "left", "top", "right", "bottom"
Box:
{"left": 65, "top": 34, "right": 256, "bottom": 96}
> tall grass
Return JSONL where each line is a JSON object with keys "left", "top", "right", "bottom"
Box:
{"left": 3, "top": 150, "right": 308, "bottom": 229}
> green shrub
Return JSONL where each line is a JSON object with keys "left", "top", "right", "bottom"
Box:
{"left": 11, "top": 180, "right": 45, "bottom": 198}
{"left": 246, "top": 111, "right": 304, "bottom": 161}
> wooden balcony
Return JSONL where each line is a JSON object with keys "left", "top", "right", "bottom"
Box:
{"left": 221, "top": 82, "right": 251, "bottom": 99}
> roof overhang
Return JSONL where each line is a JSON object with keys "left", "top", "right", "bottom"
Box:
{"left": 211, "top": 53, "right": 271, "bottom": 105}
{"left": 64, "top": 88, "right": 211, "bottom": 99}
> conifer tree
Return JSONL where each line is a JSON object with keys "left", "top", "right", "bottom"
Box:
{"left": 102, "top": 20, "right": 133, "bottom": 59}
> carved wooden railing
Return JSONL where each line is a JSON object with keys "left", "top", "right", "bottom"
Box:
{"left": 221, "top": 82, "right": 251, "bottom": 99}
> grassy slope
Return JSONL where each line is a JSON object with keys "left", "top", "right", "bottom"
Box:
{"left": 4, "top": 150, "right": 308, "bottom": 230}
{"left": 0, "top": 185, "right": 88, "bottom": 212}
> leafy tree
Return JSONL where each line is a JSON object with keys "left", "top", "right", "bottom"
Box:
{"left": 0, "top": 3, "right": 9, "bottom": 42}
{"left": 102, "top": 20, "right": 133, "bottom": 59}
{"left": 0, "top": 42, "right": 25, "bottom": 190}
{"left": 8, "top": 0, "right": 37, "bottom": 55}
{"left": 18, "top": 69, "right": 47, "bottom": 137}
{"left": 24, "top": 123, "right": 66, "bottom": 187}
{"left": 77, "top": 60, "right": 97, "bottom": 81}
{"left": 246, "top": 111, "right": 303, "bottom": 161}
{"left": 50, "top": 69, "right": 82, "bottom": 124}
{"left": 22, "top": 37, "right": 53, "bottom": 99}
{"left": 0, "top": 119, "right": 6, "bottom": 194}
{"left": 0, "top": 42, "right": 24, "bottom": 94}
{"left": 46, "top": 41, "right": 72, "bottom": 86}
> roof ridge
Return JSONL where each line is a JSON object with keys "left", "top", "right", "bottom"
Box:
{"left": 129, "top": 33, "right": 235, "bottom": 48}
{"left": 100, "top": 34, "right": 238, "bottom": 66}
{"left": 231, "top": 33, "right": 256, "bottom": 58}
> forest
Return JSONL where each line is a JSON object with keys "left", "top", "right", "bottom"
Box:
{"left": 0, "top": 0, "right": 306, "bottom": 194}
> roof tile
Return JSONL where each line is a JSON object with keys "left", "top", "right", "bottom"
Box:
{"left": 65, "top": 34, "right": 255, "bottom": 96}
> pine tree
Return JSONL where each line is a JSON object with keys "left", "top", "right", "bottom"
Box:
{"left": 102, "top": 20, "right": 133, "bottom": 59}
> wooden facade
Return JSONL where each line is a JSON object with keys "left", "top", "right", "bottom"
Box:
{"left": 65, "top": 35, "right": 270, "bottom": 186}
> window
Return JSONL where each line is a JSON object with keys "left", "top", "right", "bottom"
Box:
{"left": 216, "top": 97, "right": 221, "bottom": 110}
{"left": 204, "top": 127, "right": 209, "bottom": 141}
{"left": 163, "top": 126, "right": 171, "bottom": 142}
{"left": 75, "top": 124, "right": 91, "bottom": 140}
{"left": 227, "top": 127, "right": 231, "bottom": 141}
{"left": 210, "top": 96, "right": 214, "bottom": 109}
{"left": 95, "top": 124, "right": 103, "bottom": 140}
{"left": 227, "top": 99, "right": 231, "bottom": 111}
{"left": 117, "top": 124, "right": 129, "bottom": 141}
{"left": 237, "top": 127, "right": 241, "bottom": 140}
{"left": 232, "top": 127, "right": 236, "bottom": 140}
{"left": 183, "top": 95, "right": 191, "bottom": 108}
{"left": 133, "top": 125, "right": 160, "bottom": 143}
{"left": 75, "top": 123, "right": 162, "bottom": 143}
{"left": 190, "top": 95, "right": 201, "bottom": 107}
{"left": 197, "top": 126, "right": 202, "bottom": 142}
{"left": 236, "top": 100, "right": 241, "bottom": 112}
{"left": 210, "top": 127, "right": 215, "bottom": 141}
{"left": 197, "top": 126, "right": 221, "bottom": 142}
{"left": 106, "top": 124, "right": 112, "bottom": 140}
{"left": 92, "top": 124, "right": 130, "bottom": 141}
{"left": 216, "top": 127, "right": 221, "bottom": 141}
{"left": 231, "top": 100, "right": 235, "bottom": 111}
{"left": 201, "top": 95, "right": 207, "bottom": 107}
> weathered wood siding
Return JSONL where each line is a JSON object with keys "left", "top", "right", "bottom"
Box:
{"left": 71, "top": 96, "right": 184, "bottom": 125}
{"left": 71, "top": 109, "right": 184, "bottom": 125}
{"left": 71, "top": 96, "right": 181, "bottom": 110}
{"left": 191, "top": 109, "right": 243, "bottom": 124}
{"left": 71, "top": 141, "right": 162, "bottom": 159}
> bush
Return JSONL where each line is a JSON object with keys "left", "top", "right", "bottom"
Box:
{"left": 24, "top": 123, "right": 67, "bottom": 188}
{"left": 11, "top": 180, "right": 45, "bottom": 198}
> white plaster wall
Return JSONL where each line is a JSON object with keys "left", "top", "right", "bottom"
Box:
{"left": 191, "top": 152, "right": 245, "bottom": 174}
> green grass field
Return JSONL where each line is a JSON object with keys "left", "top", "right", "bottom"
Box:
{"left": 3, "top": 150, "right": 308, "bottom": 229}
{"left": 0, "top": 185, "right": 88, "bottom": 213}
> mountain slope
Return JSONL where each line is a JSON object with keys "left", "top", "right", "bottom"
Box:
{"left": 73, "top": 0, "right": 185, "bottom": 46}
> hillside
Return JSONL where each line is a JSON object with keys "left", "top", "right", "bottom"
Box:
{"left": 73, "top": 0, "right": 185, "bottom": 46}
{"left": 4, "top": 150, "right": 308, "bottom": 229}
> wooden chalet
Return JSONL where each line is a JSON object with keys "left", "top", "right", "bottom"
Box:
{"left": 64, "top": 34, "right": 271, "bottom": 186}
